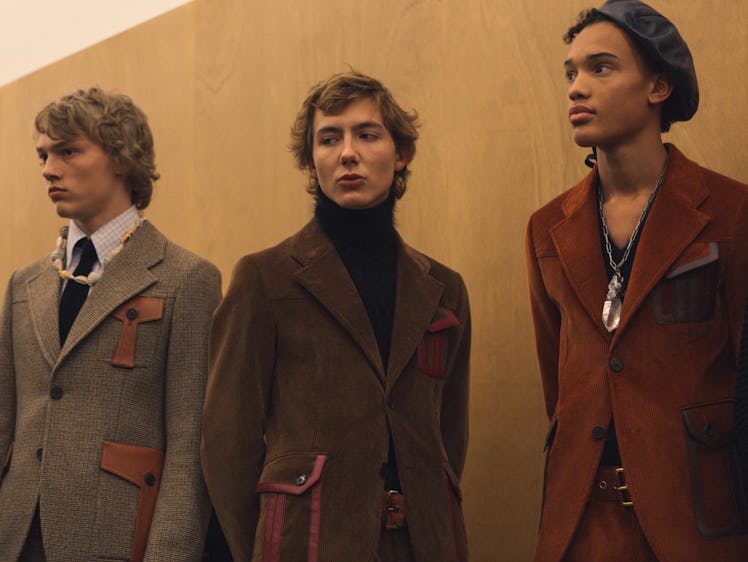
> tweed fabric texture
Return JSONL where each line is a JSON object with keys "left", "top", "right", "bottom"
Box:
{"left": 0, "top": 221, "right": 221, "bottom": 562}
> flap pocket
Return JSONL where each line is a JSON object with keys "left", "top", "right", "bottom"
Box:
{"left": 256, "top": 453, "right": 327, "bottom": 495}
{"left": 667, "top": 242, "right": 719, "bottom": 279}
{"left": 111, "top": 296, "right": 165, "bottom": 369}
{"left": 681, "top": 399, "right": 747, "bottom": 538}
{"left": 419, "top": 307, "right": 460, "bottom": 378}
{"left": 683, "top": 399, "right": 735, "bottom": 448}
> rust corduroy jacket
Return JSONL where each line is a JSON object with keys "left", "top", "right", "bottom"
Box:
{"left": 526, "top": 145, "right": 748, "bottom": 561}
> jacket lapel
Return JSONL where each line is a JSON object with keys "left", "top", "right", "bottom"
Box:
{"left": 386, "top": 243, "right": 444, "bottom": 388}
{"left": 55, "top": 221, "right": 164, "bottom": 368}
{"left": 613, "top": 147, "right": 710, "bottom": 339}
{"left": 26, "top": 264, "right": 63, "bottom": 369}
{"left": 292, "top": 220, "right": 386, "bottom": 381}
{"left": 550, "top": 171, "right": 611, "bottom": 340}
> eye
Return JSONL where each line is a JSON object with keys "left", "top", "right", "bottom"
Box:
{"left": 593, "top": 63, "right": 613, "bottom": 75}
{"left": 359, "top": 132, "right": 379, "bottom": 141}
{"left": 319, "top": 136, "right": 338, "bottom": 146}
{"left": 37, "top": 152, "right": 48, "bottom": 164}
{"left": 565, "top": 70, "right": 577, "bottom": 82}
{"left": 62, "top": 147, "right": 76, "bottom": 157}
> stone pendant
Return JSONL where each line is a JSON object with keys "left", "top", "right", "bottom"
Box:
{"left": 602, "top": 274, "right": 623, "bottom": 332}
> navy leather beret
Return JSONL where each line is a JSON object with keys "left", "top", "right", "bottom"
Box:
{"left": 598, "top": 0, "right": 699, "bottom": 121}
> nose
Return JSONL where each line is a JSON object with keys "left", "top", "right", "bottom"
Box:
{"left": 340, "top": 135, "right": 359, "bottom": 167}
{"left": 567, "top": 73, "right": 589, "bottom": 102}
{"left": 42, "top": 156, "right": 61, "bottom": 183}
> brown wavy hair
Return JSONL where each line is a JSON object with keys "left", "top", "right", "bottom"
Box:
{"left": 35, "top": 87, "right": 159, "bottom": 209}
{"left": 290, "top": 71, "right": 419, "bottom": 198}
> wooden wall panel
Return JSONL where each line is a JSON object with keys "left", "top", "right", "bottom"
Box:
{"left": 1, "top": 1, "right": 746, "bottom": 560}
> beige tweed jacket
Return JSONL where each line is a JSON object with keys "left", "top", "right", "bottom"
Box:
{"left": 0, "top": 221, "right": 221, "bottom": 562}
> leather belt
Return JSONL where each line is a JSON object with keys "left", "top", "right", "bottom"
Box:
{"left": 592, "top": 466, "right": 633, "bottom": 506}
{"left": 382, "top": 490, "right": 408, "bottom": 529}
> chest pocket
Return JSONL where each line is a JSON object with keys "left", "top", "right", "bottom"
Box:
{"left": 653, "top": 242, "right": 718, "bottom": 324}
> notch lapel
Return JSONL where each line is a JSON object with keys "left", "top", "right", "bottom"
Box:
{"left": 385, "top": 243, "right": 444, "bottom": 389}
{"left": 55, "top": 222, "right": 164, "bottom": 368}
{"left": 26, "top": 264, "right": 63, "bottom": 369}
{"left": 612, "top": 148, "right": 709, "bottom": 339}
{"left": 292, "top": 221, "right": 386, "bottom": 381}
{"left": 550, "top": 172, "right": 612, "bottom": 340}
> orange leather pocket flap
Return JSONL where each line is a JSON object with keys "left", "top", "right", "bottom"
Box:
{"left": 667, "top": 242, "right": 719, "bottom": 279}
{"left": 256, "top": 454, "right": 327, "bottom": 495}
{"left": 100, "top": 440, "right": 164, "bottom": 562}
{"left": 682, "top": 399, "right": 735, "bottom": 449}
{"left": 111, "top": 296, "right": 164, "bottom": 369}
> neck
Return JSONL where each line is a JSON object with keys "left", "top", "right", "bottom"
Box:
{"left": 596, "top": 140, "right": 668, "bottom": 199}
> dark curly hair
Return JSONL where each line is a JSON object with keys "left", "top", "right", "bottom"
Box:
{"left": 564, "top": 9, "right": 676, "bottom": 132}
{"left": 290, "top": 71, "right": 419, "bottom": 199}
{"left": 35, "top": 87, "right": 159, "bottom": 209}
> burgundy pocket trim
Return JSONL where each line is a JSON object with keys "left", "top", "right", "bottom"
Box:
{"left": 418, "top": 308, "right": 460, "bottom": 378}
{"left": 262, "top": 493, "right": 287, "bottom": 562}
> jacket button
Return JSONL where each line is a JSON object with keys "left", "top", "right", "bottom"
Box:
{"left": 144, "top": 473, "right": 156, "bottom": 486}
{"left": 126, "top": 308, "right": 138, "bottom": 320}
{"left": 295, "top": 474, "right": 307, "bottom": 486}
{"left": 387, "top": 397, "right": 395, "bottom": 410}
{"left": 609, "top": 358, "right": 624, "bottom": 372}
{"left": 50, "top": 386, "right": 63, "bottom": 400}
{"left": 36, "top": 448, "right": 43, "bottom": 461}
{"left": 592, "top": 425, "right": 607, "bottom": 440}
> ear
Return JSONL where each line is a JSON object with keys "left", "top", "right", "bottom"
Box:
{"left": 648, "top": 74, "right": 674, "bottom": 106}
{"left": 394, "top": 150, "right": 407, "bottom": 172}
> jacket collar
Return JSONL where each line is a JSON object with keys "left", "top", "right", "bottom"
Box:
{"left": 551, "top": 145, "right": 710, "bottom": 341}
{"left": 26, "top": 221, "right": 165, "bottom": 370}
{"left": 290, "top": 219, "right": 443, "bottom": 386}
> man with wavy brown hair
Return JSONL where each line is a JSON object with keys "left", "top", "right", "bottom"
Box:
{"left": 0, "top": 87, "right": 221, "bottom": 561}
{"left": 203, "top": 71, "right": 471, "bottom": 562}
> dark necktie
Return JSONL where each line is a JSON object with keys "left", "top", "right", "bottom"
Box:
{"left": 59, "top": 237, "right": 98, "bottom": 345}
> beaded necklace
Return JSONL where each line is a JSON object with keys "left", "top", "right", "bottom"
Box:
{"left": 50, "top": 213, "right": 146, "bottom": 286}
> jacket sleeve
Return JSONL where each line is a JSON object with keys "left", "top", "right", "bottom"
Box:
{"left": 143, "top": 258, "right": 222, "bottom": 562}
{"left": 0, "top": 275, "right": 16, "bottom": 476}
{"left": 440, "top": 278, "right": 471, "bottom": 480}
{"left": 526, "top": 217, "right": 562, "bottom": 421}
{"left": 202, "top": 255, "right": 276, "bottom": 562}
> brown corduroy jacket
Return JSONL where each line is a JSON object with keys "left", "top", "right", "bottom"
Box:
{"left": 202, "top": 219, "right": 471, "bottom": 562}
{"left": 526, "top": 145, "right": 748, "bottom": 562}
{"left": 0, "top": 221, "right": 221, "bottom": 561}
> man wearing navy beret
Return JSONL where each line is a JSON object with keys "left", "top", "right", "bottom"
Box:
{"left": 526, "top": 1, "right": 748, "bottom": 560}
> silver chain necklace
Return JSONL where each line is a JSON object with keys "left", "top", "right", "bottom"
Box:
{"left": 599, "top": 167, "right": 665, "bottom": 332}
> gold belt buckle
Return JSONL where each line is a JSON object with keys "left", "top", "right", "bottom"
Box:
{"left": 613, "top": 467, "right": 633, "bottom": 507}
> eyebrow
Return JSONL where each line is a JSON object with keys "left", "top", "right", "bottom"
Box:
{"left": 35, "top": 138, "right": 71, "bottom": 154}
{"left": 564, "top": 51, "right": 620, "bottom": 67}
{"left": 315, "top": 121, "right": 386, "bottom": 137}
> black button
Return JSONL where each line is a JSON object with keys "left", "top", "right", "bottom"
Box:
{"left": 609, "top": 358, "right": 624, "bottom": 372}
{"left": 145, "top": 473, "right": 156, "bottom": 486}
{"left": 295, "top": 474, "right": 307, "bottom": 486}
{"left": 592, "top": 425, "right": 607, "bottom": 440}
{"left": 36, "top": 448, "right": 43, "bottom": 461}
{"left": 704, "top": 423, "right": 715, "bottom": 436}
{"left": 126, "top": 308, "right": 138, "bottom": 320}
{"left": 50, "top": 386, "right": 63, "bottom": 400}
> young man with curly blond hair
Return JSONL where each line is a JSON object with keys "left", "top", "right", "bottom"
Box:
{"left": 0, "top": 87, "right": 221, "bottom": 561}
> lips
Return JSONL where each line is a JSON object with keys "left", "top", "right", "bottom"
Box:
{"left": 48, "top": 186, "right": 65, "bottom": 200}
{"left": 337, "top": 174, "right": 365, "bottom": 188}
{"left": 569, "top": 105, "right": 595, "bottom": 124}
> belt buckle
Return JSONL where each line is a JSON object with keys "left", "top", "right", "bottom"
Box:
{"left": 613, "top": 467, "right": 633, "bottom": 507}
{"left": 383, "top": 490, "right": 406, "bottom": 530}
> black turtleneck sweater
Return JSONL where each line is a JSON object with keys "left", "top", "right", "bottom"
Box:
{"left": 314, "top": 188, "right": 401, "bottom": 490}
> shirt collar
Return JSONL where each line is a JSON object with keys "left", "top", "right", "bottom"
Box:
{"left": 66, "top": 206, "right": 140, "bottom": 267}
